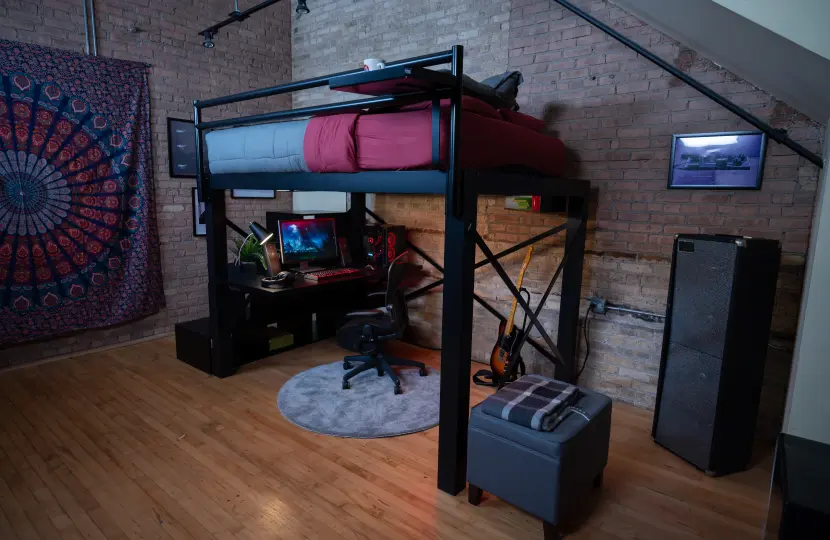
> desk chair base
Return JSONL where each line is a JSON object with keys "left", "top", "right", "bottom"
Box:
{"left": 343, "top": 354, "right": 428, "bottom": 395}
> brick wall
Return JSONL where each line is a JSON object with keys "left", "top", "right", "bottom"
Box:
{"left": 508, "top": 0, "right": 822, "bottom": 419}
{"left": 292, "top": 0, "right": 510, "bottom": 107}
{"left": 293, "top": 0, "right": 823, "bottom": 430}
{"left": 0, "top": 0, "right": 293, "bottom": 367}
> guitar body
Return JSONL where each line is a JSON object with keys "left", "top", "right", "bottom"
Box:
{"left": 489, "top": 321, "right": 515, "bottom": 379}
{"left": 486, "top": 247, "right": 534, "bottom": 386}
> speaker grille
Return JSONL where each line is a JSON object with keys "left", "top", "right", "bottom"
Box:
{"left": 669, "top": 239, "right": 737, "bottom": 359}
{"left": 655, "top": 342, "right": 722, "bottom": 469}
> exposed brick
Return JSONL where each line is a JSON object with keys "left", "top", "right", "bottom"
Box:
{"left": 5, "top": 0, "right": 815, "bottom": 422}
{"left": 2, "top": 0, "right": 293, "bottom": 366}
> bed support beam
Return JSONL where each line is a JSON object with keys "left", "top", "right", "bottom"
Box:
{"left": 438, "top": 44, "right": 472, "bottom": 496}
{"left": 404, "top": 222, "right": 568, "bottom": 301}
{"left": 366, "top": 207, "right": 563, "bottom": 365}
{"left": 438, "top": 175, "right": 477, "bottom": 496}
{"left": 556, "top": 196, "right": 588, "bottom": 379}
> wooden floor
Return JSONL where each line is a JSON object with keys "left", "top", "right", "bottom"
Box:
{"left": 0, "top": 337, "right": 774, "bottom": 540}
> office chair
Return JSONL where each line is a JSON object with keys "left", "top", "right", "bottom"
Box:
{"left": 336, "top": 256, "right": 428, "bottom": 395}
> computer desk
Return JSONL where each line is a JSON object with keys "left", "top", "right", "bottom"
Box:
{"left": 223, "top": 266, "right": 380, "bottom": 372}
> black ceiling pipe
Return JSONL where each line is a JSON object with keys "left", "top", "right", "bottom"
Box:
{"left": 552, "top": 0, "right": 823, "bottom": 169}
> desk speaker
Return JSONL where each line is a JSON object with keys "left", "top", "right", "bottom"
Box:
{"left": 652, "top": 234, "right": 780, "bottom": 475}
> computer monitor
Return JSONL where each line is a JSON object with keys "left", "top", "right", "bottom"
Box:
{"left": 278, "top": 217, "right": 339, "bottom": 265}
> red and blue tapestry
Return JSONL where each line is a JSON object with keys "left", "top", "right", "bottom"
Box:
{"left": 0, "top": 40, "right": 164, "bottom": 347}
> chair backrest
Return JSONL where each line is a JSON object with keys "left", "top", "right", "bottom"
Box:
{"left": 385, "top": 254, "right": 410, "bottom": 336}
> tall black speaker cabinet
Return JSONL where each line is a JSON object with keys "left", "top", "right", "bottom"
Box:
{"left": 652, "top": 234, "right": 781, "bottom": 475}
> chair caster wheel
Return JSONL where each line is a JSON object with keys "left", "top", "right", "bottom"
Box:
{"left": 419, "top": 367, "right": 428, "bottom": 377}
{"left": 343, "top": 362, "right": 352, "bottom": 370}
{"left": 342, "top": 381, "right": 351, "bottom": 390}
{"left": 377, "top": 369, "right": 384, "bottom": 377}
{"left": 394, "top": 385, "right": 402, "bottom": 395}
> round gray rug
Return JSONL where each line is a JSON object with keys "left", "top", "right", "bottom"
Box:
{"left": 278, "top": 361, "right": 440, "bottom": 438}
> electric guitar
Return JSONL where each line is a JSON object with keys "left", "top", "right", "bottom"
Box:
{"left": 489, "top": 247, "right": 533, "bottom": 381}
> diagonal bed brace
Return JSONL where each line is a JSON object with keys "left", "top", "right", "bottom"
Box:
{"left": 365, "top": 207, "right": 578, "bottom": 376}
{"left": 471, "top": 230, "right": 571, "bottom": 378}
{"left": 497, "top": 220, "right": 586, "bottom": 382}
{"left": 405, "top": 222, "right": 568, "bottom": 301}
{"left": 472, "top": 293, "right": 559, "bottom": 365}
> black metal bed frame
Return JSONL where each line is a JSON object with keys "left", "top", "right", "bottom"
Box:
{"left": 193, "top": 45, "right": 590, "bottom": 495}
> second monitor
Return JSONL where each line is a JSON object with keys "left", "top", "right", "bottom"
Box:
{"left": 278, "top": 217, "right": 339, "bottom": 269}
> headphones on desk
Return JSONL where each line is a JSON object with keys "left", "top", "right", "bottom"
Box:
{"left": 261, "top": 271, "right": 297, "bottom": 288}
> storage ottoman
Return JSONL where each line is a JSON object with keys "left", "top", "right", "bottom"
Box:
{"left": 467, "top": 386, "right": 612, "bottom": 539}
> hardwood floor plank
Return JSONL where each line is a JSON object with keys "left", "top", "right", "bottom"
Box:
{"left": 0, "top": 434, "right": 62, "bottom": 539}
{"left": 3, "top": 394, "right": 127, "bottom": 540}
{"left": 0, "top": 416, "right": 106, "bottom": 540}
{"left": 104, "top": 349, "right": 437, "bottom": 540}
{"left": 0, "top": 505, "right": 20, "bottom": 540}
{"left": 0, "top": 369, "right": 174, "bottom": 540}
{"left": 0, "top": 458, "right": 39, "bottom": 540}
{"left": 97, "top": 352, "right": 348, "bottom": 540}
{"left": 0, "top": 336, "right": 774, "bottom": 540}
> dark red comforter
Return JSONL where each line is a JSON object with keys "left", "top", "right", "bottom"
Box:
{"left": 303, "top": 97, "right": 565, "bottom": 177}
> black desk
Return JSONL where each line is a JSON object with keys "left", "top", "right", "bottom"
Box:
{"left": 227, "top": 267, "right": 371, "bottom": 296}
{"left": 224, "top": 266, "right": 378, "bottom": 370}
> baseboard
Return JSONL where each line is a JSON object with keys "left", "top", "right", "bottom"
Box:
{"left": 0, "top": 332, "right": 175, "bottom": 373}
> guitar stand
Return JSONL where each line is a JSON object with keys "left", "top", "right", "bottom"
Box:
{"left": 366, "top": 208, "right": 586, "bottom": 383}
{"left": 473, "top": 356, "right": 526, "bottom": 388}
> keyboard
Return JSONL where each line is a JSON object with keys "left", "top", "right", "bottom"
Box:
{"left": 302, "top": 267, "right": 363, "bottom": 282}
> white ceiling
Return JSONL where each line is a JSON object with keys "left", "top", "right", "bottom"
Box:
{"left": 713, "top": 0, "right": 830, "bottom": 61}
{"left": 612, "top": 0, "right": 830, "bottom": 123}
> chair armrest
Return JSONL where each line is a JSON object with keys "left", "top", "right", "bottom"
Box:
{"left": 345, "top": 309, "right": 386, "bottom": 319}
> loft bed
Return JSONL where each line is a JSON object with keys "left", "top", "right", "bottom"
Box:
{"left": 193, "top": 45, "right": 590, "bottom": 496}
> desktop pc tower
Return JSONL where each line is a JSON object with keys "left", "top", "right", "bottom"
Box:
{"left": 363, "top": 224, "right": 406, "bottom": 266}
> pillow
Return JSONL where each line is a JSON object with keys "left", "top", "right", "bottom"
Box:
{"left": 499, "top": 109, "right": 545, "bottom": 132}
{"left": 481, "top": 71, "right": 525, "bottom": 111}
{"left": 435, "top": 70, "right": 524, "bottom": 110}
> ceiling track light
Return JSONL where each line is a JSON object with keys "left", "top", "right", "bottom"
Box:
{"left": 199, "top": 0, "right": 310, "bottom": 49}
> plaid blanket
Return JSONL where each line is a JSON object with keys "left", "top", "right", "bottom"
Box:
{"left": 481, "top": 374, "right": 580, "bottom": 431}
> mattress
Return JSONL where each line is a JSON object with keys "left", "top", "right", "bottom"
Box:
{"left": 205, "top": 97, "right": 566, "bottom": 177}
{"left": 206, "top": 119, "right": 310, "bottom": 174}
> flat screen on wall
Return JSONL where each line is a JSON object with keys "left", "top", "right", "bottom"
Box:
{"left": 668, "top": 131, "right": 767, "bottom": 190}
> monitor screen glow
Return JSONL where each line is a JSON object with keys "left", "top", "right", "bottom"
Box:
{"left": 278, "top": 218, "right": 338, "bottom": 264}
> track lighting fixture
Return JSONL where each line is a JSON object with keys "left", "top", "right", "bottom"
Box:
{"left": 199, "top": 0, "right": 309, "bottom": 49}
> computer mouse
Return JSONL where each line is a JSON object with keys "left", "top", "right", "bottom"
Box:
{"left": 275, "top": 271, "right": 296, "bottom": 284}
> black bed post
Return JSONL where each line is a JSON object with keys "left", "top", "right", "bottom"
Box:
{"left": 438, "top": 44, "right": 473, "bottom": 496}
{"left": 349, "top": 192, "right": 366, "bottom": 263}
{"left": 556, "top": 194, "right": 588, "bottom": 382}
{"left": 196, "top": 101, "right": 236, "bottom": 378}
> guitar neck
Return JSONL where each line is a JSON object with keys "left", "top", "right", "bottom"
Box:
{"left": 504, "top": 248, "right": 533, "bottom": 336}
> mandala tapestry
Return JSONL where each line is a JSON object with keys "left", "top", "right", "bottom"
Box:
{"left": 0, "top": 40, "right": 164, "bottom": 346}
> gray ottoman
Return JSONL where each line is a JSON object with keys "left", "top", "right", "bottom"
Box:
{"left": 466, "top": 387, "right": 612, "bottom": 539}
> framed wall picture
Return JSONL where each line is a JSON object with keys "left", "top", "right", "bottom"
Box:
{"left": 231, "top": 189, "right": 276, "bottom": 199}
{"left": 668, "top": 131, "right": 767, "bottom": 190}
{"left": 192, "top": 188, "right": 206, "bottom": 237}
{"left": 167, "top": 118, "right": 197, "bottom": 178}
